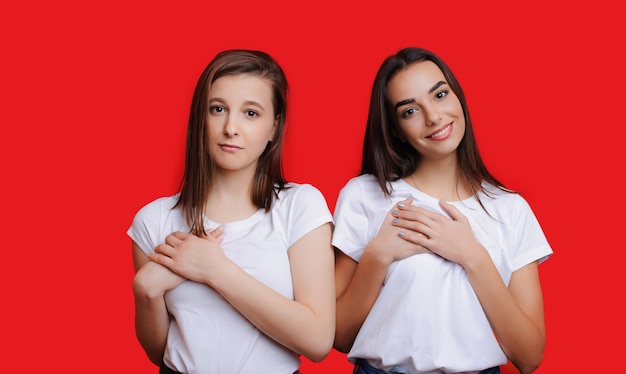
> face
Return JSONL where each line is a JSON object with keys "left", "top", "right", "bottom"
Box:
{"left": 387, "top": 60, "right": 465, "bottom": 161}
{"left": 206, "top": 74, "right": 277, "bottom": 174}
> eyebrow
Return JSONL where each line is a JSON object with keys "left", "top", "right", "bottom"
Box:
{"left": 209, "top": 98, "right": 265, "bottom": 109}
{"left": 394, "top": 80, "right": 447, "bottom": 110}
{"left": 429, "top": 80, "right": 446, "bottom": 94}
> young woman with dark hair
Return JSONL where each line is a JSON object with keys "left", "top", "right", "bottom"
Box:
{"left": 333, "top": 47, "right": 552, "bottom": 374}
{"left": 128, "top": 49, "right": 335, "bottom": 374}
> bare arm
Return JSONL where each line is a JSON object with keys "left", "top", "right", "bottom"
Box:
{"left": 333, "top": 246, "right": 387, "bottom": 352}
{"left": 334, "top": 199, "right": 431, "bottom": 352}
{"left": 465, "top": 257, "right": 545, "bottom": 374}
{"left": 392, "top": 200, "right": 546, "bottom": 373}
{"left": 131, "top": 227, "right": 224, "bottom": 365}
{"left": 131, "top": 242, "right": 184, "bottom": 365}
{"left": 148, "top": 223, "right": 336, "bottom": 362}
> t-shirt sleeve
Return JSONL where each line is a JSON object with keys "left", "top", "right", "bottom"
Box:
{"left": 126, "top": 198, "right": 164, "bottom": 255}
{"left": 510, "top": 195, "right": 553, "bottom": 270}
{"left": 331, "top": 178, "right": 370, "bottom": 262}
{"left": 287, "top": 184, "right": 333, "bottom": 248}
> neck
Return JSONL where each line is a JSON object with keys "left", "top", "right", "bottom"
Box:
{"left": 205, "top": 168, "right": 258, "bottom": 223}
{"left": 409, "top": 157, "right": 470, "bottom": 201}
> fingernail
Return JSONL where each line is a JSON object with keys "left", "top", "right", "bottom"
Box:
{"left": 392, "top": 218, "right": 398, "bottom": 224}
{"left": 398, "top": 231, "right": 405, "bottom": 237}
{"left": 392, "top": 210, "right": 399, "bottom": 216}
{"left": 398, "top": 203, "right": 405, "bottom": 208}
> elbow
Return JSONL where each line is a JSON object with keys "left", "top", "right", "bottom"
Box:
{"left": 147, "top": 353, "right": 164, "bottom": 368}
{"left": 135, "top": 331, "right": 166, "bottom": 368}
{"left": 297, "top": 324, "right": 335, "bottom": 362}
{"left": 517, "top": 357, "right": 544, "bottom": 374}
{"left": 301, "top": 338, "right": 334, "bottom": 363}
{"left": 512, "top": 349, "right": 544, "bottom": 374}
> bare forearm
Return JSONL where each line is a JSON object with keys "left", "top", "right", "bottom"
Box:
{"left": 464, "top": 252, "right": 545, "bottom": 373}
{"left": 133, "top": 283, "right": 170, "bottom": 365}
{"left": 334, "top": 246, "right": 390, "bottom": 352}
{"left": 205, "top": 259, "right": 333, "bottom": 361}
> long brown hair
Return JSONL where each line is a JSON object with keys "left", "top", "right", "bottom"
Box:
{"left": 361, "top": 47, "right": 510, "bottom": 204}
{"left": 175, "top": 49, "right": 289, "bottom": 234}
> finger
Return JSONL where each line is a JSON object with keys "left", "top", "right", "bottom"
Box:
{"left": 398, "top": 229, "right": 430, "bottom": 244}
{"left": 147, "top": 250, "right": 175, "bottom": 269}
{"left": 171, "top": 231, "right": 190, "bottom": 240}
{"left": 393, "top": 216, "right": 432, "bottom": 239}
{"left": 154, "top": 243, "right": 174, "bottom": 256}
{"left": 438, "top": 200, "right": 463, "bottom": 221}
{"left": 191, "top": 226, "right": 223, "bottom": 237}
{"left": 209, "top": 226, "right": 224, "bottom": 239}
{"left": 190, "top": 228, "right": 207, "bottom": 238}
{"left": 396, "top": 197, "right": 414, "bottom": 210}
{"left": 393, "top": 204, "right": 430, "bottom": 226}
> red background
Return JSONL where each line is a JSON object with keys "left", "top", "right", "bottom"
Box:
{"left": 1, "top": 0, "right": 623, "bottom": 372}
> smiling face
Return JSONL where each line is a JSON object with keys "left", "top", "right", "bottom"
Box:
{"left": 206, "top": 74, "right": 277, "bottom": 174}
{"left": 387, "top": 60, "right": 465, "bottom": 162}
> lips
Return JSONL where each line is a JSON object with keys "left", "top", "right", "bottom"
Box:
{"left": 219, "top": 143, "right": 242, "bottom": 152}
{"left": 427, "top": 123, "right": 452, "bottom": 140}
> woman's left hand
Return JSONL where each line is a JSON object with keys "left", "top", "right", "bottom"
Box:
{"left": 391, "top": 200, "right": 482, "bottom": 266}
{"left": 147, "top": 227, "right": 225, "bottom": 283}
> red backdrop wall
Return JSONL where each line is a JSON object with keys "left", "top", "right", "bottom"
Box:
{"left": 1, "top": 0, "right": 623, "bottom": 372}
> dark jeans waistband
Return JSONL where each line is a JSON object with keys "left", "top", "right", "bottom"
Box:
{"left": 160, "top": 362, "right": 301, "bottom": 374}
{"left": 160, "top": 363, "right": 182, "bottom": 374}
{"left": 353, "top": 358, "right": 501, "bottom": 374}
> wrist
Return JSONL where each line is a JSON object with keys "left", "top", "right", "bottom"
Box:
{"left": 460, "top": 243, "right": 491, "bottom": 273}
{"left": 363, "top": 238, "right": 394, "bottom": 268}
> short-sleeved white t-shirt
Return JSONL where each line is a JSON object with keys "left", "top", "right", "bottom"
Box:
{"left": 332, "top": 175, "right": 552, "bottom": 374}
{"left": 128, "top": 183, "right": 332, "bottom": 374}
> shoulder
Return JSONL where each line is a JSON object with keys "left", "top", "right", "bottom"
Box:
{"left": 132, "top": 194, "right": 180, "bottom": 224}
{"left": 275, "top": 183, "right": 329, "bottom": 207}
{"left": 481, "top": 183, "right": 521, "bottom": 202}
{"left": 338, "top": 174, "right": 380, "bottom": 195}
{"left": 280, "top": 182, "right": 323, "bottom": 198}
{"left": 127, "top": 194, "right": 182, "bottom": 253}
{"left": 478, "top": 184, "right": 537, "bottom": 220}
{"left": 274, "top": 183, "right": 333, "bottom": 230}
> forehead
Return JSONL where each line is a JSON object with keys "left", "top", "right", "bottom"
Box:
{"left": 387, "top": 60, "right": 446, "bottom": 100}
{"left": 209, "top": 74, "right": 273, "bottom": 103}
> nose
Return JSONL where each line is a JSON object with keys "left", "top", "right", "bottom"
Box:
{"left": 223, "top": 114, "right": 239, "bottom": 136}
{"left": 425, "top": 106, "right": 442, "bottom": 126}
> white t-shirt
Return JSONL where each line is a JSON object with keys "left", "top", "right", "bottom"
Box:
{"left": 332, "top": 175, "right": 553, "bottom": 374}
{"left": 127, "top": 183, "right": 333, "bottom": 374}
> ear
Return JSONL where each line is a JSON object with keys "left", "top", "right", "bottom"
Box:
{"left": 269, "top": 115, "right": 279, "bottom": 142}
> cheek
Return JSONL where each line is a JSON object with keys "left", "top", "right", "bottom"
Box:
{"left": 454, "top": 115, "right": 466, "bottom": 141}
{"left": 399, "top": 118, "right": 425, "bottom": 138}
{"left": 206, "top": 121, "right": 223, "bottom": 139}
{"left": 451, "top": 98, "right": 464, "bottom": 117}
{"left": 258, "top": 120, "right": 277, "bottom": 140}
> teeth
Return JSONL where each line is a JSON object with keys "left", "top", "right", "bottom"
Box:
{"left": 431, "top": 126, "right": 448, "bottom": 137}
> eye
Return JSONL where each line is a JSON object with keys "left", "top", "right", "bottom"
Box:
{"left": 209, "top": 105, "right": 225, "bottom": 114}
{"left": 245, "top": 110, "right": 259, "bottom": 118}
{"left": 435, "top": 89, "right": 449, "bottom": 99}
{"left": 400, "top": 107, "right": 419, "bottom": 119}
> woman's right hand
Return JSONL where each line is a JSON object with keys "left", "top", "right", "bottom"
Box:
{"left": 133, "top": 226, "right": 225, "bottom": 298}
{"left": 368, "top": 197, "right": 432, "bottom": 264}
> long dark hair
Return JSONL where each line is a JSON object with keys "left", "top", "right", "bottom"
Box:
{"left": 175, "top": 49, "right": 289, "bottom": 234}
{"left": 361, "top": 47, "right": 510, "bottom": 203}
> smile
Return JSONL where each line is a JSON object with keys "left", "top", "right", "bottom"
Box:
{"left": 427, "top": 123, "right": 452, "bottom": 140}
